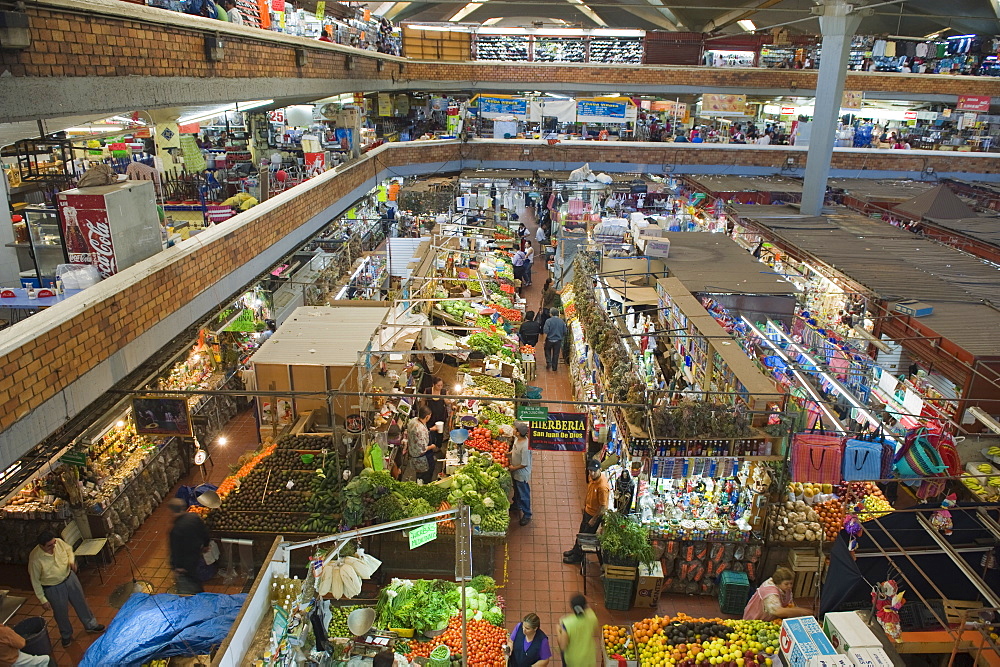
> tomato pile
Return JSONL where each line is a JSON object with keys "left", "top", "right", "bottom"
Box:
{"left": 520, "top": 345, "right": 535, "bottom": 354}
{"left": 406, "top": 617, "right": 508, "bottom": 667}
{"left": 488, "top": 305, "right": 523, "bottom": 322}
{"left": 465, "top": 427, "right": 510, "bottom": 467}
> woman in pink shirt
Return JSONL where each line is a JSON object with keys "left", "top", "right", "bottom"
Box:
{"left": 743, "top": 567, "right": 812, "bottom": 621}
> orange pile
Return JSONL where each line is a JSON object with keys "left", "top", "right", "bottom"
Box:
{"left": 814, "top": 498, "right": 846, "bottom": 542}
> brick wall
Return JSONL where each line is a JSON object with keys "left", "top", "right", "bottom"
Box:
{"left": 3, "top": 0, "right": 999, "bottom": 100}
{"left": 0, "top": 141, "right": 993, "bottom": 447}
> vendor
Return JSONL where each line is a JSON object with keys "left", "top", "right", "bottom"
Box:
{"left": 421, "top": 376, "right": 451, "bottom": 480}
{"left": 404, "top": 406, "right": 436, "bottom": 483}
{"left": 742, "top": 567, "right": 812, "bottom": 621}
{"left": 507, "top": 612, "right": 551, "bottom": 667}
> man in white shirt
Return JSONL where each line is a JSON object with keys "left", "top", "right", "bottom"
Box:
{"left": 508, "top": 422, "right": 533, "bottom": 525}
{"left": 756, "top": 132, "right": 772, "bottom": 146}
{"left": 223, "top": 0, "right": 243, "bottom": 24}
{"left": 28, "top": 531, "right": 104, "bottom": 647}
{"left": 536, "top": 225, "right": 546, "bottom": 246}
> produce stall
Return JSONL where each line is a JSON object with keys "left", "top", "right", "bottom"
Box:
{"left": 212, "top": 508, "right": 509, "bottom": 666}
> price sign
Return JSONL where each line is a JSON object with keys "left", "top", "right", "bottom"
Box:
{"left": 408, "top": 522, "right": 438, "bottom": 549}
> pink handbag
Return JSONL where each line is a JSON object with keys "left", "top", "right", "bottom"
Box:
{"left": 790, "top": 429, "right": 845, "bottom": 483}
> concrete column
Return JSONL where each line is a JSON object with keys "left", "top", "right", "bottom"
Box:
{"left": 0, "top": 174, "right": 22, "bottom": 286}
{"left": 799, "top": 1, "right": 862, "bottom": 216}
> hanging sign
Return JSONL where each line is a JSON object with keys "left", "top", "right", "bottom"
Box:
{"left": 842, "top": 91, "right": 864, "bottom": 109}
{"left": 903, "top": 111, "right": 918, "bottom": 120}
{"left": 408, "top": 522, "right": 438, "bottom": 549}
{"left": 528, "top": 412, "right": 588, "bottom": 451}
{"left": 60, "top": 451, "right": 88, "bottom": 467}
{"left": 377, "top": 93, "right": 394, "bottom": 117}
{"left": 577, "top": 98, "right": 628, "bottom": 123}
{"left": 478, "top": 96, "right": 528, "bottom": 118}
{"left": 701, "top": 94, "right": 746, "bottom": 115}
{"left": 314, "top": 0, "right": 325, "bottom": 18}
{"left": 517, "top": 405, "right": 549, "bottom": 422}
{"left": 268, "top": 109, "right": 285, "bottom": 124}
{"left": 957, "top": 95, "right": 991, "bottom": 112}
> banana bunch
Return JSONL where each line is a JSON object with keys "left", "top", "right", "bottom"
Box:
{"left": 963, "top": 474, "right": 985, "bottom": 492}
{"left": 977, "top": 463, "right": 994, "bottom": 474}
{"left": 988, "top": 447, "right": 1000, "bottom": 457}
{"left": 989, "top": 476, "right": 1000, "bottom": 488}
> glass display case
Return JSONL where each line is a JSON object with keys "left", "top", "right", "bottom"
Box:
{"left": 6, "top": 206, "right": 67, "bottom": 286}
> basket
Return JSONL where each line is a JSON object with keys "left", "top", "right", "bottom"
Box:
{"left": 602, "top": 577, "right": 635, "bottom": 611}
{"left": 427, "top": 644, "right": 451, "bottom": 667}
{"left": 602, "top": 564, "right": 638, "bottom": 581}
{"left": 717, "top": 571, "right": 750, "bottom": 615}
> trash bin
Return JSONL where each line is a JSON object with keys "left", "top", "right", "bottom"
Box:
{"left": 14, "top": 617, "right": 52, "bottom": 657}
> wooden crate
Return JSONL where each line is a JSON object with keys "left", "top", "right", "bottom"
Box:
{"left": 603, "top": 564, "right": 638, "bottom": 581}
{"left": 941, "top": 599, "right": 984, "bottom": 625}
{"left": 789, "top": 547, "right": 821, "bottom": 571}
{"left": 792, "top": 570, "right": 818, "bottom": 599}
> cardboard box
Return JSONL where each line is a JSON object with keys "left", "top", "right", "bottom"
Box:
{"left": 822, "top": 612, "right": 882, "bottom": 654}
{"left": 639, "top": 236, "right": 671, "bottom": 258}
{"left": 633, "top": 561, "right": 664, "bottom": 608}
{"left": 780, "top": 617, "right": 853, "bottom": 667}
{"left": 893, "top": 300, "right": 933, "bottom": 317}
{"left": 845, "top": 647, "right": 894, "bottom": 667}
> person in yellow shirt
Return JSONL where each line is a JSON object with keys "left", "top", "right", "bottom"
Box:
{"left": 562, "top": 460, "right": 609, "bottom": 564}
{"left": 556, "top": 594, "right": 598, "bottom": 667}
{"left": 27, "top": 531, "right": 104, "bottom": 647}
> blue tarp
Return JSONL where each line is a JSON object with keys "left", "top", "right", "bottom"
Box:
{"left": 81, "top": 592, "right": 246, "bottom": 666}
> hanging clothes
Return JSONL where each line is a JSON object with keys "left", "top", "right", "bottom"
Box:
{"left": 915, "top": 42, "right": 929, "bottom": 58}
{"left": 872, "top": 39, "right": 887, "bottom": 57}
{"left": 883, "top": 41, "right": 896, "bottom": 57}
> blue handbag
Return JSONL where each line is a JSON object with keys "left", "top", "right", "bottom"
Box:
{"left": 841, "top": 438, "right": 884, "bottom": 481}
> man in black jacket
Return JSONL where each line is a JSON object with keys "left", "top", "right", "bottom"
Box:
{"left": 168, "top": 498, "right": 211, "bottom": 595}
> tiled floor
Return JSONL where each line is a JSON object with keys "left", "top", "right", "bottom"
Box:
{"left": 0, "top": 409, "right": 261, "bottom": 665}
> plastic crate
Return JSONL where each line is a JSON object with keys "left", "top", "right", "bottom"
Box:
{"left": 603, "top": 577, "right": 635, "bottom": 611}
{"left": 718, "top": 571, "right": 750, "bottom": 615}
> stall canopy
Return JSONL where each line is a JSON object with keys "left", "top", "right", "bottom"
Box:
{"left": 893, "top": 184, "right": 977, "bottom": 221}
{"left": 820, "top": 505, "right": 1000, "bottom": 617}
{"left": 528, "top": 97, "right": 577, "bottom": 123}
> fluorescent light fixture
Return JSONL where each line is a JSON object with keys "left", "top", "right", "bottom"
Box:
{"left": 65, "top": 126, "right": 124, "bottom": 132}
{"left": 852, "top": 325, "right": 892, "bottom": 354}
{"left": 449, "top": 1, "right": 483, "bottom": 21}
{"left": 742, "top": 317, "right": 844, "bottom": 431}
{"left": 968, "top": 406, "right": 1000, "bottom": 435}
{"left": 947, "top": 34, "right": 976, "bottom": 40}
{"left": 414, "top": 24, "right": 455, "bottom": 31}
{"left": 592, "top": 29, "right": 644, "bottom": 37}
{"left": 737, "top": 19, "right": 756, "bottom": 32}
{"left": 482, "top": 17, "right": 502, "bottom": 25}
{"left": 109, "top": 115, "right": 147, "bottom": 126}
{"left": 178, "top": 99, "right": 273, "bottom": 124}
{"left": 372, "top": 1, "right": 396, "bottom": 16}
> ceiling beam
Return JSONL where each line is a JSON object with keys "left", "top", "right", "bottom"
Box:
{"left": 617, "top": 4, "right": 680, "bottom": 30}
{"left": 700, "top": 0, "right": 784, "bottom": 33}
{"left": 566, "top": 0, "right": 609, "bottom": 27}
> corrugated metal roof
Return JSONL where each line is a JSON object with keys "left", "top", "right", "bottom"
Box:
{"left": 250, "top": 306, "right": 388, "bottom": 366}
{"left": 662, "top": 232, "right": 798, "bottom": 296}
{"left": 688, "top": 175, "right": 803, "bottom": 194}
{"left": 826, "top": 178, "right": 937, "bottom": 203}
{"left": 925, "top": 216, "right": 1000, "bottom": 247}
{"left": 736, "top": 205, "right": 1000, "bottom": 355}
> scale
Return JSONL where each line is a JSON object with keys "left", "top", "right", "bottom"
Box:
{"left": 450, "top": 428, "right": 470, "bottom": 464}
{"left": 347, "top": 608, "right": 401, "bottom": 658}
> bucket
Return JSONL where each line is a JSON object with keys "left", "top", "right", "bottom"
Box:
{"left": 14, "top": 617, "right": 52, "bottom": 656}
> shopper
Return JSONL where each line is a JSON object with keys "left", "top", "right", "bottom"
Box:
{"left": 0, "top": 620, "right": 49, "bottom": 666}
{"left": 421, "top": 376, "right": 450, "bottom": 484}
{"left": 556, "top": 595, "right": 599, "bottom": 667}
{"left": 535, "top": 224, "right": 547, "bottom": 248}
{"left": 509, "top": 422, "right": 533, "bottom": 526}
{"left": 404, "top": 406, "right": 435, "bottom": 482}
{"left": 506, "top": 612, "right": 551, "bottom": 667}
{"left": 539, "top": 279, "right": 561, "bottom": 331}
{"left": 518, "top": 311, "right": 542, "bottom": 347}
{"left": 522, "top": 246, "right": 534, "bottom": 287}
{"left": 742, "top": 566, "right": 812, "bottom": 621}
{"left": 168, "top": 498, "right": 211, "bottom": 595}
{"left": 512, "top": 248, "right": 527, "bottom": 285}
{"left": 563, "top": 460, "right": 608, "bottom": 564}
{"left": 184, "top": 0, "right": 217, "bottom": 18}
{"left": 223, "top": 0, "right": 243, "bottom": 24}
{"left": 541, "top": 308, "right": 566, "bottom": 372}
{"left": 517, "top": 223, "right": 529, "bottom": 251}
{"left": 28, "top": 530, "right": 104, "bottom": 647}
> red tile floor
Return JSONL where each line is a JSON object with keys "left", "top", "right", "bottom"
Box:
{"left": 0, "top": 409, "right": 261, "bottom": 665}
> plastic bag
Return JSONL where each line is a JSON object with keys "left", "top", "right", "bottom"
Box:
{"left": 340, "top": 560, "right": 362, "bottom": 598}
{"left": 56, "top": 263, "right": 102, "bottom": 289}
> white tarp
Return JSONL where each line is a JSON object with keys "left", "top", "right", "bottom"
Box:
{"left": 528, "top": 97, "right": 578, "bottom": 123}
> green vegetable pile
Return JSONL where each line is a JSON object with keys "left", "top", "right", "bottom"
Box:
{"left": 470, "top": 374, "right": 515, "bottom": 398}
{"left": 343, "top": 469, "right": 450, "bottom": 528}
{"left": 478, "top": 408, "right": 513, "bottom": 435}
{"left": 374, "top": 577, "right": 505, "bottom": 633}
{"left": 598, "top": 510, "right": 656, "bottom": 567}
{"left": 442, "top": 452, "right": 511, "bottom": 533}
{"left": 466, "top": 330, "right": 506, "bottom": 356}
{"left": 439, "top": 300, "right": 477, "bottom": 320}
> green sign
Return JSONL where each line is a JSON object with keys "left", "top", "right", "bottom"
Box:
{"left": 60, "top": 452, "right": 87, "bottom": 467}
{"left": 408, "top": 522, "right": 438, "bottom": 549}
{"left": 517, "top": 405, "right": 549, "bottom": 422}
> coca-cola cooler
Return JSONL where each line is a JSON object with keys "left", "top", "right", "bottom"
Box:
{"left": 57, "top": 180, "right": 163, "bottom": 278}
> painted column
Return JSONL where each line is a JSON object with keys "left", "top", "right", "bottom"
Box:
{"left": 800, "top": 1, "right": 862, "bottom": 215}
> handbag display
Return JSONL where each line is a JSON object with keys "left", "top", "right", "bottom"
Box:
{"left": 790, "top": 426, "right": 845, "bottom": 484}
{"left": 841, "top": 438, "right": 885, "bottom": 481}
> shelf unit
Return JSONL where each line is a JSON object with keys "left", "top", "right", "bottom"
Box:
{"left": 474, "top": 34, "right": 530, "bottom": 61}
{"left": 534, "top": 37, "right": 585, "bottom": 62}
{"left": 589, "top": 37, "right": 643, "bottom": 64}
{"left": 472, "top": 34, "right": 644, "bottom": 63}
{"left": 655, "top": 277, "right": 782, "bottom": 415}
